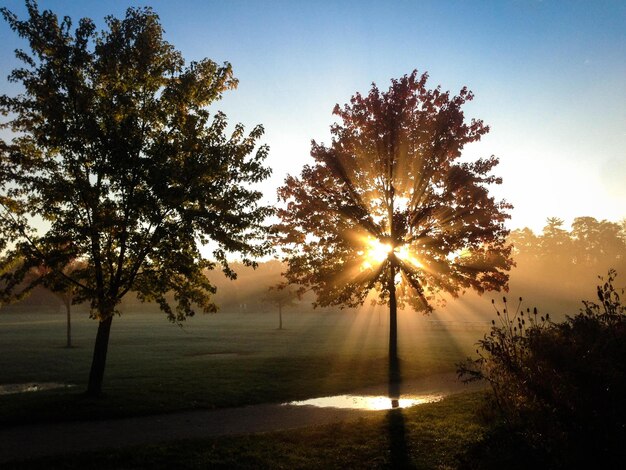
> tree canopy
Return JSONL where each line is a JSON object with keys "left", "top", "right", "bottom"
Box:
{"left": 0, "top": 1, "right": 272, "bottom": 393}
{"left": 276, "top": 71, "right": 513, "bottom": 315}
{"left": 276, "top": 71, "right": 512, "bottom": 386}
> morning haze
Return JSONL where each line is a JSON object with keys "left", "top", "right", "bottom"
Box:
{"left": 0, "top": 0, "right": 624, "bottom": 468}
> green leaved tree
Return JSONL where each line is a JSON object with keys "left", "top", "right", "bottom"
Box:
{"left": 0, "top": 1, "right": 272, "bottom": 395}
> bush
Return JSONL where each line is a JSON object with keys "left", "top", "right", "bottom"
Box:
{"left": 458, "top": 270, "right": 626, "bottom": 468}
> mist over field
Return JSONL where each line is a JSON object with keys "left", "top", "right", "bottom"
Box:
{"left": 0, "top": 0, "right": 624, "bottom": 467}
{"left": 6, "top": 216, "right": 623, "bottom": 325}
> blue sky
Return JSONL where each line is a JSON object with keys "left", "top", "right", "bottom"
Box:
{"left": 1, "top": 0, "right": 624, "bottom": 232}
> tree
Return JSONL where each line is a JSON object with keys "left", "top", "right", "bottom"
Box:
{"left": 275, "top": 71, "right": 512, "bottom": 391}
{"left": 508, "top": 227, "right": 540, "bottom": 266}
{"left": 30, "top": 260, "right": 85, "bottom": 348}
{"left": 540, "top": 217, "right": 571, "bottom": 263}
{"left": 264, "top": 283, "right": 299, "bottom": 329}
{"left": 0, "top": 2, "right": 272, "bottom": 395}
{"left": 571, "top": 216, "right": 624, "bottom": 268}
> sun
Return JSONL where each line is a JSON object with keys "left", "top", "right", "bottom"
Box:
{"left": 359, "top": 236, "right": 424, "bottom": 271}
{"left": 360, "top": 237, "right": 393, "bottom": 269}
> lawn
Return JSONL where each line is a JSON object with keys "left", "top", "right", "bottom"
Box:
{"left": 0, "top": 307, "right": 484, "bottom": 425}
{"left": 4, "top": 391, "right": 489, "bottom": 469}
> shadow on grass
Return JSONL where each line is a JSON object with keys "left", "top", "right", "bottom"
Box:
{"left": 387, "top": 352, "right": 411, "bottom": 467}
{"left": 387, "top": 409, "right": 411, "bottom": 468}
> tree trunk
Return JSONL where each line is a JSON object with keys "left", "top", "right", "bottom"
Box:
{"left": 65, "top": 300, "right": 72, "bottom": 348}
{"left": 278, "top": 303, "right": 283, "bottom": 330}
{"left": 86, "top": 314, "right": 113, "bottom": 396}
{"left": 388, "top": 260, "right": 400, "bottom": 407}
{"left": 388, "top": 261, "right": 398, "bottom": 362}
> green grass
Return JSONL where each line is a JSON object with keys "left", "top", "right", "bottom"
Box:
{"left": 5, "top": 391, "right": 489, "bottom": 469}
{"left": 0, "top": 309, "right": 483, "bottom": 425}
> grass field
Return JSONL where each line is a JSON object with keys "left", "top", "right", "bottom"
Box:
{"left": 5, "top": 391, "right": 489, "bottom": 469}
{"left": 0, "top": 307, "right": 484, "bottom": 425}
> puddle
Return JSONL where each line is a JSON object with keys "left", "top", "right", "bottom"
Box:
{"left": 0, "top": 383, "right": 75, "bottom": 395}
{"left": 283, "top": 372, "right": 485, "bottom": 411}
{"left": 286, "top": 393, "right": 443, "bottom": 410}
{"left": 185, "top": 351, "right": 249, "bottom": 358}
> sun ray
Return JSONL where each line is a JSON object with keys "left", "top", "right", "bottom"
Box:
{"left": 395, "top": 244, "right": 423, "bottom": 269}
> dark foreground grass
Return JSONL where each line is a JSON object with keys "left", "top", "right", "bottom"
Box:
{"left": 0, "top": 310, "right": 482, "bottom": 425}
{"left": 6, "top": 391, "right": 488, "bottom": 470}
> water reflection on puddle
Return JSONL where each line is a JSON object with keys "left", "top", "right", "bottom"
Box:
{"left": 286, "top": 393, "right": 443, "bottom": 411}
{"left": 0, "top": 383, "right": 75, "bottom": 395}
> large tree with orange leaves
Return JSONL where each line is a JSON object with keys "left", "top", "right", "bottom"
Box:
{"left": 276, "top": 71, "right": 513, "bottom": 361}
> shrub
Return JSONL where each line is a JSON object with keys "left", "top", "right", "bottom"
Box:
{"left": 458, "top": 270, "right": 626, "bottom": 468}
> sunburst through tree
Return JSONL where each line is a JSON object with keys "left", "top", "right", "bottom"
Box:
{"left": 275, "top": 71, "right": 513, "bottom": 398}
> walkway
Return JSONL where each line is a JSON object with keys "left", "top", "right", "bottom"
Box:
{"left": 0, "top": 372, "right": 482, "bottom": 464}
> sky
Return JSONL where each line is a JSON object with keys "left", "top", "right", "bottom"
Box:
{"left": 0, "top": 0, "right": 624, "bottom": 234}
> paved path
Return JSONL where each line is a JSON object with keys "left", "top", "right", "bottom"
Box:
{"left": 0, "top": 373, "right": 482, "bottom": 464}
{"left": 0, "top": 402, "right": 379, "bottom": 463}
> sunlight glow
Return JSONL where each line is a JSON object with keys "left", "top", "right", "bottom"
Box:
{"left": 360, "top": 237, "right": 425, "bottom": 272}
{"left": 364, "top": 238, "right": 393, "bottom": 265}
{"left": 395, "top": 244, "right": 423, "bottom": 269}
{"left": 446, "top": 247, "right": 471, "bottom": 262}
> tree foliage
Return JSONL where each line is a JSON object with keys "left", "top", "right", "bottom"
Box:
{"left": 276, "top": 71, "right": 512, "bottom": 313}
{"left": 0, "top": 1, "right": 272, "bottom": 393}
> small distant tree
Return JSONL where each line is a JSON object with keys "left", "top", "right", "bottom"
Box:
{"left": 0, "top": 2, "right": 271, "bottom": 395}
{"left": 33, "top": 260, "right": 85, "bottom": 348}
{"left": 276, "top": 71, "right": 512, "bottom": 371}
{"left": 264, "top": 284, "right": 298, "bottom": 329}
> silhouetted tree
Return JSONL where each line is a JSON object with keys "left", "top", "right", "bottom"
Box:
{"left": 509, "top": 227, "right": 540, "bottom": 265}
{"left": 571, "top": 216, "right": 624, "bottom": 268}
{"left": 276, "top": 71, "right": 512, "bottom": 369}
{"left": 31, "top": 260, "right": 85, "bottom": 348}
{"left": 0, "top": 2, "right": 272, "bottom": 395}
{"left": 264, "top": 284, "right": 298, "bottom": 329}
{"left": 540, "top": 217, "right": 571, "bottom": 260}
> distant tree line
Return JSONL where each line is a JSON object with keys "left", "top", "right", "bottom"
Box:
{"left": 509, "top": 217, "right": 626, "bottom": 287}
